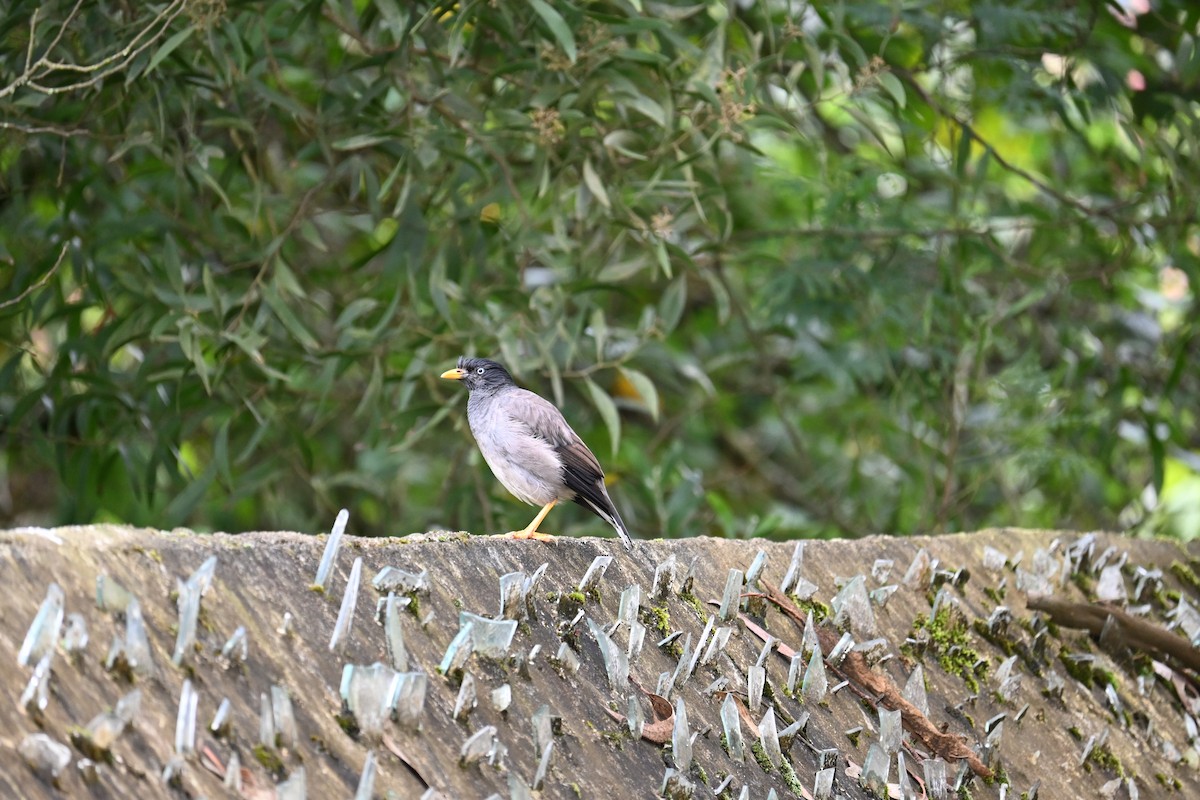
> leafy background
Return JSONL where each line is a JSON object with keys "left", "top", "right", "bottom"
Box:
{"left": 2, "top": 0, "right": 1198, "bottom": 543}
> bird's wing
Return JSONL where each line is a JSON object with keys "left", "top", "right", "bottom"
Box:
{"left": 501, "top": 389, "right": 606, "bottom": 484}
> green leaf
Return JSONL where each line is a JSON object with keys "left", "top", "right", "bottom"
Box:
{"left": 619, "top": 366, "right": 660, "bottom": 422}
{"left": 262, "top": 281, "right": 319, "bottom": 352}
{"left": 878, "top": 72, "right": 906, "bottom": 108}
{"left": 333, "top": 134, "right": 392, "bottom": 151}
{"left": 146, "top": 25, "right": 195, "bottom": 76}
{"left": 584, "top": 377, "right": 621, "bottom": 457}
{"left": 582, "top": 159, "right": 611, "bottom": 209}
{"left": 659, "top": 275, "right": 687, "bottom": 333}
{"left": 527, "top": 0, "right": 577, "bottom": 63}
{"left": 164, "top": 460, "right": 218, "bottom": 527}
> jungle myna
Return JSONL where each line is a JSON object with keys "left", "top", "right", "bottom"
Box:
{"left": 441, "top": 357, "right": 633, "bottom": 549}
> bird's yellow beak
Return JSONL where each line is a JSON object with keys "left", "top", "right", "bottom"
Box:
{"left": 441, "top": 368, "right": 467, "bottom": 380}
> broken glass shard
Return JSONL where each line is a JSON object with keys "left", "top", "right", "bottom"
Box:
{"left": 384, "top": 593, "right": 409, "bottom": 671}
{"left": 459, "top": 612, "right": 517, "bottom": 658}
{"left": 453, "top": 672, "right": 477, "bottom": 721}
{"left": 779, "top": 541, "right": 805, "bottom": 595}
{"left": 19, "top": 733, "right": 71, "bottom": 782}
{"left": 492, "top": 684, "right": 512, "bottom": 713}
{"left": 747, "top": 665, "right": 765, "bottom": 712}
{"left": 664, "top": 633, "right": 692, "bottom": 699}
{"left": 20, "top": 653, "right": 52, "bottom": 717}
{"left": 832, "top": 575, "right": 875, "bottom": 636}
{"left": 803, "top": 644, "right": 827, "bottom": 702}
{"left": 532, "top": 741, "right": 554, "bottom": 791}
{"left": 880, "top": 708, "right": 902, "bottom": 753}
{"left": 350, "top": 753, "right": 374, "bottom": 800}
{"left": 903, "top": 665, "right": 929, "bottom": 716}
{"left": 755, "top": 635, "right": 777, "bottom": 668}
{"left": 224, "top": 751, "right": 241, "bottom": 790}
{"left": 828, "top": 632, "right": 854, "bottom": 665}
{"left": 96, "top": 574, "right": 133, "bottom": 614}
{"left": 628, "top": 693, "right": 644, "bottom": 739}
{"left": 994, "top": 655, "right": 1021, "bottom": 702}
{"left": 861, "top": 743, "right": 889, "bottom": 795}
{"left": 532, "top": 704, "right": 554, "bottom": 758}
{"left": 499, "top": 572, "right": 525, "bottom": 620}
{"left": 902, "top": 548, "right": 933, "bottom": 588}
{"left": 373, "top": 566, "right": 430, "bottom": 594}
{"left": 672, "top": 697, "right": 692, "bottom": 771}
{"left": 871, "top": 559, "right": 894, "bottom": 583}
{"left": 173, "top": 557, "right": 219, "bottom": 668}
{"left": 161, "top": 756, "right": 184, "bottom": 787}
{"left": 652, "top": 554, "right": 676, "bottom": 599}
{"left": 314, "top": 508, "right": 349, "bottom": 590}
{"left": 554, "top": 642, "right": 581, "bottom": 674}
{"left": 627, "top": 621, "right": 646, "bottom": 662}
{"left": 787, "top": 653, "right": 804, "bottom": 694}
{"left": 702, "top": 626, "right": 733, "bottom": 666}
{"left": 438, "top": 621, "right": 475, "bottom": 674}
{"left": 1096, "top": 565, "right": 1126, "bottom": 602}
{"left": 745, "top": 550, "right": 768, "bottom": 587}
{"left": 272, "top": 685, "right": 298, "bottom": 748}
{"left": 779, "top": 714, "right": 807, "bottom": 751}
{"left": 390, "top": 671, "right": 428, "bottom": 730}
{"left": 577, "top": 555, "right": 613, "bottom": 594}
{"left": 854, "top": 637, "right": 890, "bottom": 666}
{"left": 18, "top": 583, "right": 64, "bottom": 668}
{"left": 211, "top": 698, "right": 231, "bottom": 736}
{"left": 221, "top": 626, "right": 248, "bottom": 662}
{"left": 587, "top": 617, "right": 629, "bottom": 690}
{"left": 718, "top": 569, "right": 744, "bottom": 622}
{"left": 870, "top": 585, "right": 899, "bottom": 607}
{"left": 684, "top": 618, "right": 714, "bottom": 683}
{"left": 982, "top": 546, "right": 1007, "bottom": 572}
{"left": 815, "top": 768, "right": 838, "bottom": 799}
{"left": 259, "top": 692, "right": 275, "bottom": 747}
{"left": 897, "top": 751, "right": 916, "bottom": 799}
{"left": 617, "top": 583, "right": 642, "bottom": 633}
{"left": 759, "top": 707, "right": 782, "bottom": 768}
{"left": 61, "top": 613, "right": 88, "bottom": 655}
{"left": 460, "top": 726, "right": 496, "bottom": 766}
{"left": 924, "top": 757, "right": 948, "bottom": 799}
{"left": 801, "top": 610, "right": 819, "bottom": 658}
{"left": 175, "top": 680, "right": 198, "bottom": 755}
{"left": 329, "top": 557, "right": 363, "bottom": 654}
{"left": 340, "top": 663, "right": 395, "bottom": 736}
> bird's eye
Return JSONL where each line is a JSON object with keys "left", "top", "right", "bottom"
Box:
{"left": 476, "top": 367, "right": 485, "bottom": 375}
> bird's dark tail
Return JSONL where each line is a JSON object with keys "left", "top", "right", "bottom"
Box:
{"left": 577, "top": 486, "right": 633, "bottom": 550}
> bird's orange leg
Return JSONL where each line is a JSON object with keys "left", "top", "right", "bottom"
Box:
{"left": 496, "top": 500, "right": 557, "bottom": 543}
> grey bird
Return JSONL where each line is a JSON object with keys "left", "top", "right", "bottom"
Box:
{"left": 441, "top": 357, "right": 633, "bottom": 549}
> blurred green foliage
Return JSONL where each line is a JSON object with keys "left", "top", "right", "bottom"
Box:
{"left": 2, "top": 0, "right": 1199, "bottom": 542}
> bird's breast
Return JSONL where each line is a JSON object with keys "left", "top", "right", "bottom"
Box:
{"left": 467, "top": 393, "right": 566, "bottom": 506}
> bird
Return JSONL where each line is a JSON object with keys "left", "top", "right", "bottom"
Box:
{"left": 441, "top": 357, "right": 633, "bottom": 549}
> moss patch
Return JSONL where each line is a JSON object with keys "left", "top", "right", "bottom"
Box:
{"left": 1170, "top": 560, "right": 1200, "bottom": 595}
{"left": 679, "top": 589, "right": 708, "bottom": 623}
{"left": 750, "top": 740, "right": 774, "bottom": 772}
{"left": 253, "top": 744, "right": 285, "bottom": 775}
{"left": 910, "top": 606, "right": 986, "bottom": 692}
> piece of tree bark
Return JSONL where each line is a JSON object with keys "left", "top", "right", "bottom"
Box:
{"left": 1026, "top": 596, "right": 1200, "bottom": 672}
{"left": 761, "top": 580, "right": 993, "bottom": 780}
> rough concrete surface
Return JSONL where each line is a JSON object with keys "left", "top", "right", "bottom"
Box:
{"left": 1, "top": 525, "right": 1198, "bottom": 799}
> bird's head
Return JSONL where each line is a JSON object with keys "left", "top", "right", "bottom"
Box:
{"left": 440, "top": 357, "right": 516, "bottom": 393}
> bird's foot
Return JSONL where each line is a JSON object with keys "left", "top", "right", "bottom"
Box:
{"left": 493, "top": 530, "right": 556, "bottom": 543}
